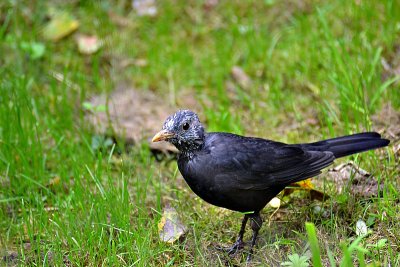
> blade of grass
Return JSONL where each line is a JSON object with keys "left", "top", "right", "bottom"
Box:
{"left": 327, "top": 247, "right": 337, "bottom": 267}
{"left": 0, "top": 196, "right": 23, "bottom": 203}
{"left": 370, "top": 76, "right": 400, "bottom": 108}
{"left": 305, "top": 222, "right": 323, "bottom": 267}
{"left": 85, "top": 164, "right": 106, "bottom": 198}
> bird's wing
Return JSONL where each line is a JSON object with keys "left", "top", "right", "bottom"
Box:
{"left": 204, "top": 133, "right": 335, "bottom": 190}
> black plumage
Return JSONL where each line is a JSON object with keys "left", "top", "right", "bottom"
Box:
{"left": 152, "top": 110, "right": 389, "bottom": 261}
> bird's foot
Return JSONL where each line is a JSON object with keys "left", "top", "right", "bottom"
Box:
{"left": 220, "top": 239, "right": 245, "bottom": 256}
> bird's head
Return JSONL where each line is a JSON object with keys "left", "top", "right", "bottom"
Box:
{"left": 152, "top": 110, "right": 205, "bottom": 153}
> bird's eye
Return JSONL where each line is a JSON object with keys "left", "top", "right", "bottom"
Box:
{"left": 182, "top": 122, "right": 190, "bottom": 131}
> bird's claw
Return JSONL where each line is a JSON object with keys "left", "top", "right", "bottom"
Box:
{"left": 217, "top": 240, "right": 254, "bottom": 261}
{"left": 226, "top": 239, "right": 245, "bottom": 256}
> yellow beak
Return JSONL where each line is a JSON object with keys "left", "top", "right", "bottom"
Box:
{"left": 152, "top": 130, "right": 175, "bottom": 142}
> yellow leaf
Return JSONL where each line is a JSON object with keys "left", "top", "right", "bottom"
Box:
{"left": 42, "top": 12, "right": 79, "bottom": 41}
{"left": 158, "top": 206, "right": 186, "bottom": 243}
{"left": 48, "top": 176, "right": 61, "bottom": 186}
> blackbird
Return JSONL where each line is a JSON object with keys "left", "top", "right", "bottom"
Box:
{"left": 152, "top": 110, "right": 389, "bottom": 261}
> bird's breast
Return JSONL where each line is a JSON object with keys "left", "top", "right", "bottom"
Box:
{"left": 178, "top": 155, "right": 222, "bottom": 203}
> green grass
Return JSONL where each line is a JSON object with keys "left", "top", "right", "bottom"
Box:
{"left": 1, "top": 0, "right": 399, "bottom": 266}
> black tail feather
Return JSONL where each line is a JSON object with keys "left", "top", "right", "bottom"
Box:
{"left": 302, "top": 132, "right": 390, "bottom": 158}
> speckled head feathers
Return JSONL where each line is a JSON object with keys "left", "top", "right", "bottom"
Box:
{"left": 160, "top": 110, "right": 205, "bottom": 153}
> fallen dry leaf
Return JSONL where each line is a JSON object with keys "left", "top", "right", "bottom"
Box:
{"left": 42, "top": 11, "right": 79, "bottom": 41}
{"left": 231, "top": 66, "right": 252, "bottom": 90}
{"left": 158, "top": 206, "right": 186, "bottom": 243}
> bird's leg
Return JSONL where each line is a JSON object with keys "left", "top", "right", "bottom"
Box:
{"left": 246, "top": 213, "right": 262, "bottom": 262}
{"left": 226, "top": 214, "right": 249, "bottom": 255}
